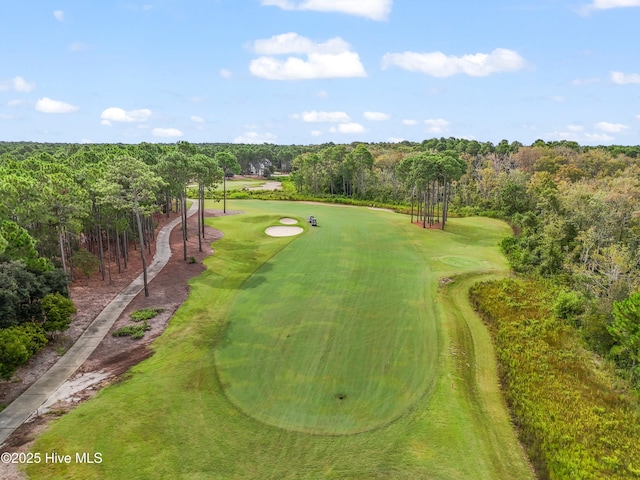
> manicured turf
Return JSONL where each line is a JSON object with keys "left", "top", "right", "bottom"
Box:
{"left": 26, "top": 200, "right": 534, "bottom": 480}
{"left": 219, "top": 178, "right": 266, "bottom": 191}
{"left": 217, "top": 205, "right": 437, "bottom": 434}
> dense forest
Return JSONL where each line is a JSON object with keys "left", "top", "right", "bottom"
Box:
{"left": 2, "top": 138, "right": 640, "bottom": 477}
{"left": 2, "top": 138, "right": 640, "bottom": 385}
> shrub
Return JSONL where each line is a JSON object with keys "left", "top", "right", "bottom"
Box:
{"left": 554, "top": 290, "right": 586, "bottom": 323}
{"left": 112, "top": 321, "right": 151, "bottom": 340}
{"left": 130, "top": 308, "right": 163, "bottom": 322}
{"left": 41, "top": 292, "right": 76, "bottom": 333}
{"left": 0, "top": 324, "right": 48, "bottom": 380}
{"left": 70, "top": 249, "right": 100, "bottom": 278}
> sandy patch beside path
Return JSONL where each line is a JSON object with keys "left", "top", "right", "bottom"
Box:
{"left": 265, "top": 226, "right": 304, "bottom": 237}
{"left": 368, "top": 207, "right": 395, "bottom": 213}
{"left": 247, "top": 181, "right": 282, "bottom": 191}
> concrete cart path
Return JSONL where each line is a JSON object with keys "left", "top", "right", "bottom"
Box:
{"left": 0, "top": 203, "right": 199, "bottom": 447}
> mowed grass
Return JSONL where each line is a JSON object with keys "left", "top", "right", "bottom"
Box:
{"left": 217, "top": 205, "right": 437, "bottom": 435}
{"left": 219, "top": 178, "right": 266, "bottom": 191}
{"left": 26, "top": 201, "right": 533, "bottom": 480}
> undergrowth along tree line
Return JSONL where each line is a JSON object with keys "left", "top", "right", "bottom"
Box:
{"left": 0, "top": 141, "right": 235, "bottom": 378}
{"left": 471, "top": 279, "right": 640, "bottom": 480}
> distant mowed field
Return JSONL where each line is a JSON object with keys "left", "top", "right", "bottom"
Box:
{"left": 26, "top": 200, "right": 534, "bottom": 480}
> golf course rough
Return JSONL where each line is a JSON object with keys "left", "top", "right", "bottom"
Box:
{"left": 26, "top": 200, "right": 534, "bottom": 480}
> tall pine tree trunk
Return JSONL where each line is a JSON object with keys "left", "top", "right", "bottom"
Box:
{"left": 133, "top": 194, "right": 149, "bottom": 297}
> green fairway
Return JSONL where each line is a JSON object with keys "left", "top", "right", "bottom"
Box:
{"left": 219, "top": 178, "right": 266, "bottom": 191}
{"left": 26, "top": 200, "right": 533, "bottom": 480}
{"left": 216, "top": 205, "right": 437, "bottom": 434}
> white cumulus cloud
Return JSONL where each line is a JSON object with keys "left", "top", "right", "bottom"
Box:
{"left": 581, "top": 0, "right": 640, "bottom": 13}
{"left": 0, "top": 76, "right": 36, "bottom": 92}
{"left": 595, "top": 121, "right": 629, "bottom": 133}
{"left": 100, "top": 107, "right": 152, "bottom": 124}
{"left": 424, "top": 118, "right": 450, "bottom": 134}
{"left": 329, "top": 122, "right": 366, "bottom": 134}
{"left": 53, "top": 10, "right": 64, "bottom": 21}
{"left": 249, "top": 33, "right": 366, "bottom": 80}
{"left": 611, "top": 71, "right": 640, "bottom": 85}
{"left": 253, "top": 32, "right": 350, "bottom": 55}
{"left": 583, "top": 133, "right": 614, "bottom": 142}
{"left": 260, "top": 0, "right": 392, "bottom": 21}
{"left": 35, "top": 97, "right": 78, "bottom": 114}
{"left": 382, "top": 48, "right": 526, "bottom": 77}
{"left": 219, "top": 69, "right": 233, "bottom": 79}
{"left": 402, "top": 119, "right": 418, "bottom": 126}
{"left": 364, "top": 111, "right": 389, "bottom": 121}
{"left": 233, "top": 132, "right": 277, "bottom": 144}
{"left": 191, "top": 115, "right": 205, "bottom": 123}
{"left": 152, "top": 128, "right": 183, "bottom": 138}
{"left": 292, "top": 110, "right": 351, "bottom": 123}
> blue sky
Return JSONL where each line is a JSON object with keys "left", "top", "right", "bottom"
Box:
{"left": 1, "top": 0, "right": 639, "bottom": 145}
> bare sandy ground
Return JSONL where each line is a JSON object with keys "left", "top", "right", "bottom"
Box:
{"left": 247, "top": 181, "right": 282, "bottom": 191}
{"left": 265, "top": 226, "right": 304, "bottom": 237}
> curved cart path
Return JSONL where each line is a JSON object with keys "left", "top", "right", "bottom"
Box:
{"left": 0, "top": 203, "right": 198, "bottom": 447}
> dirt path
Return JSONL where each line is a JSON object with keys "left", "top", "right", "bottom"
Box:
{"left": 0, "top": 207, "right": 229, "bottom": 480}
{"left": 0, "top": 204, "right": 198, "bottom": 446}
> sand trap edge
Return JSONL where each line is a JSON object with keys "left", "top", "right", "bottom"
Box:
{"left": 265, "top": 226, "right": 304, "bottom": 237}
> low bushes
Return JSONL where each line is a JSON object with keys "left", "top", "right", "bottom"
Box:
{"left": 112, "top": 322, "right": 151, "bottom": 340}
{"left": 0, "top": 324, "right": 48, "bottom": 379}
{"left": 130, "top": 307, "right": 163, "bottom": 322}
{"left": 112, "top": 307, "right": 162, "bottom": 340}
{"left": 470, "top": 278, "right": 640, "bottom": 480}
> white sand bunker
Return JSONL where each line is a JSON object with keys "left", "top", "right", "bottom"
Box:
{"left": 280, "top": 218, "right": 298, "bottom": 225}
{"left": 265, "top": 226, "right": 304, "bottom": 237}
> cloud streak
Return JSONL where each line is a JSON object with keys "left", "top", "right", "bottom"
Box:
{"left": 611, "top": 71, "right": 640, "bottom": 85}
{"left": 425, "top": 119, "right": 450, "bottom": 134}
{"left": 329, "top": 122, "right": 366, "bottom": 134}
{"left": 382, "top": 48, "right": 526, "bottom": 77}
{"left": 581, "top": 0, "right": 640, "bottom": 14}
{"left": 0, "top": 76, "right": 36, "bottom": 92}
{"left": 152, "top": 128, "right": 183, "bottom": 138}
{"left": 595, "top": 121, "right": 629, "bottom": 133}
{"left": 100, "top": 107, "right": 152, "bottom": 124}
{"left": 292, "top": 110, "right": 351, "bottom": 123}
{"left": 364, "top": 111, "right": 389, "bottom": 121}
{"left": 261, "top": 0, "right": 392, "bottom": 21}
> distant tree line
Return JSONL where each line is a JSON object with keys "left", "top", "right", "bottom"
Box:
{"left": 2, "top": 136, "right": 640, "bottom": 385}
